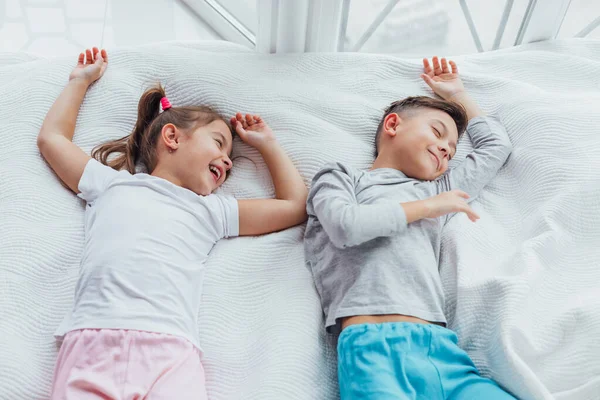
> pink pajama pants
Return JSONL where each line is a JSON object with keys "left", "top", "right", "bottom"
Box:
{"left": 51, "top": 329, "right": 208, "bottom": 400}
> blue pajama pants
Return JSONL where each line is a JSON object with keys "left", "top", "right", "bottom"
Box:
{"left": 337, "top": 322, "right": 517, "bottom": 400}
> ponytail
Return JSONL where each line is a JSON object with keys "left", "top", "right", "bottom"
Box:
{"left": 92, "top": 84, "right": 228, "bottom": 174}
{"left": 92, "top": 85, "right": 166, "bottom": 174}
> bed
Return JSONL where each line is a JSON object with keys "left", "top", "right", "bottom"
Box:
{"left": 1, "top": 38, "right": 599, "bottom": 399}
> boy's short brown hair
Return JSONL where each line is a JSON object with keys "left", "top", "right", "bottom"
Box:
{"left": 375, "top": 96, "right": 468, "bottom": 156}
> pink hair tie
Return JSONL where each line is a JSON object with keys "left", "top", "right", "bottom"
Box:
{"left": 160, "top": 96, "right": 172, "bottom": 111}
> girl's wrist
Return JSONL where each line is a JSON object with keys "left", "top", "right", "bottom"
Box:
{"left": 254, "top": 139, "right": 279, "bottom": 154}
{"left": 68, "top": 77, "right": 92, "bottom": 88}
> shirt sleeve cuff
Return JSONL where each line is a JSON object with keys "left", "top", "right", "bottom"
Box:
{"left": 466, "top": 115, "right": 488, "bottom": 130}
{"left": 381, "top": 200, "right": 407, "bottom": 235}
{"left": 222, "top": 195, "right": 239, "bottom": 238}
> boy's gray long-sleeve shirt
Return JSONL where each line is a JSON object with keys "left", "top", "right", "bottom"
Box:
{"left": 304, "top": 116, "right": 513, "bottom": 334}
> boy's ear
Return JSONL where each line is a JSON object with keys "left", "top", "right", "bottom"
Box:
{"left": 161, "top": 123, "right": 182, "bottom": 151}
{"left": 383, "top": 113, "right": 401, "bottom": 137}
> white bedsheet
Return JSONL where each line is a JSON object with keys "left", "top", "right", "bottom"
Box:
{"left": 1, "top": 39, "right": 599, "bottom": 400}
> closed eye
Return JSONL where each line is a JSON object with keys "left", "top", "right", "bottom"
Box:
{"left": 215, "top": 139, "right": 223, "bottom": 148}
{"left": 433, "top": 127, "right": 441, "bottom": 137}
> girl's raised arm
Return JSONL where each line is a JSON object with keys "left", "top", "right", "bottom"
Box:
{"left": 37, "top": 47, "right": 108, "bottom": 193}
{"left": 231, "top": 113, "right": 308, "bottom": 236}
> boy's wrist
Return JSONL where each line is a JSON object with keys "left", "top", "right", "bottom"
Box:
{"left": 420, "top": 198, "right": 433, "bottom": 219}
{"left": 402, "top": 199, "right": 431, "bottom": 224}
{"left": 447, "top": 90, "right": 469, "bottom": 103}
{"left": 448, "top": 91, "right": 485, "bottom": 120}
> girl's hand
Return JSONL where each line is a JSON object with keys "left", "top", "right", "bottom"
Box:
{"left": 231, "top": 113, "right": 276, "bottom": 151}
{"left": 69, "top": 47, "right": 108, "bottom": 85}
{"left": 421, "top": 56, "right": 465, "bottom": 101}
{"left": 424, "top": 190, "right": 480, "bottom": 222}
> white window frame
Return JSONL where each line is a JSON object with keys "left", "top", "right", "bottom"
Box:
{"left": 180, "top": 0, "right": 256, "bottom": 47}
{"left": 180, "top": 0, "right": 596, "bottom": 54}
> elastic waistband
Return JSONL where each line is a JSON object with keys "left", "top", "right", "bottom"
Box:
{"left": 343, "top": 321, "right": 450, "bottom": 333}
{"left": 339, "top": 321, "right": 457, "bottom": 351}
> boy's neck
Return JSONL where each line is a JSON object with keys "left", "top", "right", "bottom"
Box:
{"left": 370, "top": 153, "right": 404, "bottom": 173}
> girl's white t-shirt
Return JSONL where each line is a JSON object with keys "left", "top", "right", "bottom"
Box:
{"left": 54, "top": 159, "right": 239, "bottom": 350}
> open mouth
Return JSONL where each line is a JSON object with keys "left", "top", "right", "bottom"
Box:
{"left": 209, "top": 165, "right": 222, "bottom": 183}
{"left": 428, "top": 150, "right": 440, "bottom": 171}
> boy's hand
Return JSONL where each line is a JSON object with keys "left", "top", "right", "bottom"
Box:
{"left": 231, "top": 113, "right": 276, "bottom": 152}
{"left": 421, "top": 56, "right": 465, "bottom": 101}
{"left": 424, "top": 190, "right": 480, "bottom": 222}
{"left": 69, "top": 47, "right": 108, "bottom": 85}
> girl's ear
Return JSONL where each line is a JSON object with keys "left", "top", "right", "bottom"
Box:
{"left": 160, "top": 123, "right": 182, "bottom": 151}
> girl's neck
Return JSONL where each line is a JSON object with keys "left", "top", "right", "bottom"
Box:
{"left": 151, "top": 165, "right": 183, "bottom": 187}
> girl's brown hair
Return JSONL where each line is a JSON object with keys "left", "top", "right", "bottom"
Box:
{"left": 92, "top": 84, "right": 229, "bottom": 174}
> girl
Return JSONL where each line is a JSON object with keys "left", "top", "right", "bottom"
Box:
{"left": 38, "top": 47, "right": 308, "bottom": 399}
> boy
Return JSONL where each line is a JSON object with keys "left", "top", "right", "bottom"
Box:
{"left": 304, "top": 57, "right": 515, "bottom": 399}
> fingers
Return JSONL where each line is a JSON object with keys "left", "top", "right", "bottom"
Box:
{"left": 234, "top": 122, "right": 246, "bottom": 136}
{"left": 82, "top": 47, "right": 107, "bottom": 63}
{"left": 422, "top": 58, "right": 434, "bottom": 77}
{"left": 233, "top": 113, "right": 263, "bottom": 131}
{"left": 85, "top": 49, "right": 93, "bottom": 64}
{"left": 244, "top": 113, "right": 261, "bottom": 126}
{"left": 231, "top": 116, "right": 246, "bottom": 135}
{"left": 464, "top": 206, "right": 479, "bottom": 222}
{"left": 426, "top": 56, "right": 456, "bottom": 76}
{"left": 92, "top": 47, "right": 102, "bottom": 63}
{"left": 432, "top": 56, "right": 442, "bottom": 75}
{"left": 233, "top": 112, "right": 250, "bottom": 131}
{"left": 420, "top": 73, "right": 435, "bottom": 90}
{"left": 451, "top": 190, "right": 470, "bottom": 200}
{"left": 235, "top": 112, "right": 244, "bottom": 125}
{"left": 447, "top": 190, "right": 478, "bottom": 221}
{"left": 455, "top": 197, "right": 479, "bottom": 222}
{"left": 463, "top": 206, "right": 480, "bottom": 222}
{"left": 94, "top": 51, "right": 103, "bottom": 64}
{"left": 453, "top": 199, "right": 479, "bottom": 222}
{"left": 449, "top": 60, "right": 458, "bottom": 74}
{"left": 441, "top": 58, "right": 449, "bottom": 74}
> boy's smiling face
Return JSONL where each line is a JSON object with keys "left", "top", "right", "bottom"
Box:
{"left": 377, "top": 107, "right": 459, "bottom": 181}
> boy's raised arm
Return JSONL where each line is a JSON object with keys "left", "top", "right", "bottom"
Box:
{"left": 421, "top": 56, "right": 512, "bottom": 200}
